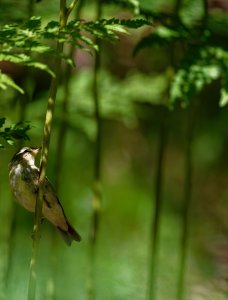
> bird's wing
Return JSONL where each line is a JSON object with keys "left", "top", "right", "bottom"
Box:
{"left": 42, "top": 177, "right": 69, "bottom": 230}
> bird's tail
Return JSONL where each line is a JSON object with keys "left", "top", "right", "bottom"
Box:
{"left": 57, "top": 221, "right": 81, "bottom": 246}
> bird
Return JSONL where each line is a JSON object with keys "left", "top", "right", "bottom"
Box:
{"left": 9, "top": 147, "right": 81, "bottom": 246}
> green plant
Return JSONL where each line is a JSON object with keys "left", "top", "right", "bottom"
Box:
{"left": 0, "top": 117, "right": 31, "bottom": 148}
{"left": 0, "top": 2, "right": 150, "bottom": 300}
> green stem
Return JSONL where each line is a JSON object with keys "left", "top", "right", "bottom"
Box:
{"left": 202, "top": 0, "right": 208, "bottom": 23}
{"left": 54, "top": 55, "right": 72, "bottom": 189}
{"left": 174, "top": 0, "right": 182, "bottom": 18}
{"left": 6, "top": 98, "right": 28, "bottom": 291}
{"left": 7, "top": 0, "right": 36, "bottom": 292}
{"left": 46, "top": 4, "right": 83, "bottom": 298}
{"left": 201, "top": 0, "right": 208, "bottom": 34}
{"left": 27, "top": 1, "right": 78, "bottom": 299}
{"left": 87, "top": 2, "right": 102, "bottom": 300}
{"left": 28, "top": 0, "right": 35, "bottom": 17}
{"left": 27, "top": 33, "right": 63, "bottom": 300}
{"left": 54, "top": 0, "right": 83, "bottom": 188}
{"left": 177, "top": 104, "right": 195, "bottom": 300}
{"left": 148, "top": 106, "right": 167, "bottom": 300}
{"left": 91, "top": 25, "right": 102, "bottom": 245}
{"left": 90, "top": 0, "right": 102, "bottom": 254}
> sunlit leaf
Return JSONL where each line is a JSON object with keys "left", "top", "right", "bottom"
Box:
{"left": 0, "top": 120, "right": 31, "bottom": 148}
{"left": 0, "top": 72, "right": 24, "bottom": 94}
{"left": 170, "top": 46, "right": 228, "bottom": 106}
{"left": 220, "top": 88, "right": 228, "bottom": 107}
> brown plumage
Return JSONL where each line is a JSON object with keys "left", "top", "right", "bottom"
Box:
{"left": 9, "top": 147, "right": 81, "bottom": 245}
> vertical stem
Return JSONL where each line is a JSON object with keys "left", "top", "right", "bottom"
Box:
{"left": 27, "top": 1, "right": 71, "bottom": 299}
{"left": 91, "top": 2, "right": 102, "bottom": 244}
{"left": 46, "top": 3, "right": 83, "bottom": 300}
{"left": 5, "top": 100, "right": 27, "bottom": 289}
{"left": 87, "top": 2, "right": 102, "bottom": 300}
{"left": 202, "top": 0, "right": 208, "bottom": 23}
{"left": 177, "top": 1, "right": 205, "bottom": 298}
{"left": 148, "top": 107, "right": 167, "bottom": 300}
{"left": 27, "top": 38, "right": 64, "bottom": 300}
{"left": 45, "top": 46, "right": 71, "bottom": 300}
{"left": 6, "top": 0, "right": 36, "bottom": 292}
{"left": 54, "top": 58, "right": 72, "bottom": 189}
{"left": 28, "top": 0, "right": 35, "bottom": 17}
{"left": 54, "top": 0, "right": 83, "bottom": 189}
{"left": 174, "top": 0, "right": 182, "bottom": 19}
{"left": 177, "top": 104, "right": 195, "bottom": 300}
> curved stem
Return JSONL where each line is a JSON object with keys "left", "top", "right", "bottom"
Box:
{"left": 202, "top": 0, "right": 208, "bottom": 24}
{"left": 177, "top": 103, "right": 196, "bottom": 300}
{"left": 91, "top": 14, "right": 102, "bottom": 245}
{"left": 6, "top": 0, "right": 36, "bottom": 293}
{"left": 87, "top": 2, "right": 102, "bottom": 300}
{"left": 27, "top": 32, "right": 63, "bottom": 300}
{"left": 28, "top": 0, "right": 35, "bottom": 17}
{"left": 46, "top": 4, "right": 84, "bottom": 299}
{"left": 27, "top": 1, "right": 78, "bottom": 299}
{"left": 148, "top": 106, "right": 167, "bottom": 300}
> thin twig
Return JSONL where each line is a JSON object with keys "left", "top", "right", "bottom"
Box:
{"left": 87, "top": 2, "right": 102, "bottom": 300}
{"left": 148, "top": 106, "right": 167, "bottom": 300}
{"left": 27, "top": 0, "right": 79, "bottom": 298}
{"left": 46, "top": 3, "right": 83, "bottom": 299}
{"left": 177, "top": 103, "right": 196, "bottom": 300}
{"left": 6, "top": 0, "right": 36, "bottom": 292}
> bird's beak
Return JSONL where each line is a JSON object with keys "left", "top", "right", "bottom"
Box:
{"left": 32, "top": 147, "right": 41, "bottom": 156}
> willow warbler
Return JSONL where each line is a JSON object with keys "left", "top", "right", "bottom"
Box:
{"left": 9, "top": 147, "right": 81, "bottom": 245}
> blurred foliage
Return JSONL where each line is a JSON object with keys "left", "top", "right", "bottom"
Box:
{"left": 170, "top": 47, "right": 228, "bottom": 107}
{"left": 103, "top": 0, "right": 140, "bottom": 15}
{"left": 0, "top": 0, "right": 227, "bottom": 300}
{"left": 0, "top": 118, "right": 31, "bottom": 148}
{"left": 60, "top": 69, "right": 168, "bottom": 139}
{"left": 0, "top": 16, "right": 150, "bottom": 94}
{"left": 0, "top": 71, "right": 24, "bottom": 94}
{"left": 134, "top": 7, "right": 228, "bottom": 107}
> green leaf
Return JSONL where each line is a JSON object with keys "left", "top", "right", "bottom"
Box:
{"left": 220, "top": 88, "right": 228, "bottom": 107}
{"left": 170, "top": 46, "right": 228, "bottom": 106}
{"left": 0, "top": 72, "right": 24, "bottom": 94}
{"left": 134, "top": 24, "right": 189, "bottom": 55}
{"left": 0, "top": 53, "right": 55, "bottom": 77}
{"left": 0, "top": 16, "right": 150, "bottom": 81}
{"left": 105, "top": 24, "right": 129, "bottom": 35}
{"left": 103, "top": 0, "right": 140, "bottom": 15}
{"left": 0, "top": 120, "right": 31, "bottom": 148}
{"left": 25, "top": 61, "right": 55, "bottom": 77}
{"left": 6, "top": 139, "right": 14, "bottom": 145}
{"left": 23, "top": 16, "right": 41, "bottom": 32}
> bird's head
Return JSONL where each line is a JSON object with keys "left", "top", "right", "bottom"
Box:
{"left": 10, "top": 147, "right": 41, "bottom": 167}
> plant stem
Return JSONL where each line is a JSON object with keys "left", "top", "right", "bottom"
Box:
{"left": 54, "top": 56, "right": 72, "bottom": 189}
{"left": 177, "top": 104, "right": 195, "bottom": 300}
{"left": 91, "top": 2, "right": 102, "bottom": 244}
{"left": 46, "top": 4, "right": 83, "bottom": 300}
{"left": 28, "top": 0, "right": 35, "bottom": 17}
{"left": 27, "top": 1, "right": 78, "bottom": 299}
{"left": 87, "top": 2, "right": 102, "bottom": 300}
{"left": 54, "top": 0, "right": 83, "bottom": 187}
{"left": 174, "top": 0, "right": 182, "bottom": 18}
{"left": 27, "top": 34, "right": 63, "bottom": 300}
{"left": 177, "top": 0, "right": 205, "bottom": 297}
{"left": 148, "top": 106, "right": 167, "bottom": 300}
{"left": 6, "top": 99, "right": 28, "bottom": 291}
{"left": 6, "top": 0, "right": 36, "bottom": 292}
{"left": 202, "top": 0, "right": 208, "bottom": 23}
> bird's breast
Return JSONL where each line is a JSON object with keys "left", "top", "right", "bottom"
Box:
{"left": 9, "top": 164, "right": 37, "bottom": 212}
